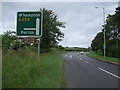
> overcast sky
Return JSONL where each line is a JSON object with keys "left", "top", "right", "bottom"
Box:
{"left": 1, "top": 2, "right": 118, "bottom": 48}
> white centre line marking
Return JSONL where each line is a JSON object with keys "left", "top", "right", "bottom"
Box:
{"left": 98, "top": 67, "right": 120, "bottom": 79}
{"left": 84, "top": 61, "right": 93, "bottom": 65}
{"left": 80, "top": 58, "right": 83, "bottom": 61}
{"left": 84, "top": 61, "right": 89, "bottom": 63}
{"left": 70, "top": 55, "right": 72, "bottom": 58}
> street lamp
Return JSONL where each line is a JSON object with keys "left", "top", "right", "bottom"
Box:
{"left": 95, "top": 7, "right": 106, "bottom": 57}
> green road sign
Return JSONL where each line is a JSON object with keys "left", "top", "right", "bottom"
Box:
{"left": 17, "top": 11, "right": 42, "bottom": 37}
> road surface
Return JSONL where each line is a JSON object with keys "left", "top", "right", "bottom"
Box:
{"left": 62, "top": 52, "right": 120, "bottom": 88}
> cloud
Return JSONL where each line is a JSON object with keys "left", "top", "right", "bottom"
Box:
{"left": 1, "top": 2, "right": 118, "bottom": 47}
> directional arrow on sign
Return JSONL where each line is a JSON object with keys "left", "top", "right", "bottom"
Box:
{"left": 23, "top": 18, "right": 40, "bottom": 35}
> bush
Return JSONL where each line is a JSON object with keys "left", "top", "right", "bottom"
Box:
{"left": 96, "top": 49, "right": 103, "bottom": 56}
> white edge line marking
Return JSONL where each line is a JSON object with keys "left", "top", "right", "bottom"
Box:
{"left": 98, "top": 67, "right": 120, "bottom": 79}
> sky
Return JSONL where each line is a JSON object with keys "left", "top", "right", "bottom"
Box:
{"left": 1, "top": 1, "right": 119, "bottom": 48}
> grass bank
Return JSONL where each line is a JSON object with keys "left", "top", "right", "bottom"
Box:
{"left": 87, "top": 53, "right": 120, "bottom": 65}
{"left": 2, "top": 48, "right": 66, "bottom": 88}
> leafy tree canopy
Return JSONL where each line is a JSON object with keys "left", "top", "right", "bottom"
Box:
{"left": 40, "top": 8, "right": 66, "bottom": 52}
{"left": 91, "top": 7, "right": 120, "bottom": 58}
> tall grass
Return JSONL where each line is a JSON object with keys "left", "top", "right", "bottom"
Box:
{"left": 2, "top": 48, "right": 66, "bottom": 88}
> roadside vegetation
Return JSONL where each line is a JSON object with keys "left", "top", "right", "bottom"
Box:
{"left": 64, "top": 47, "right": 90, "bottom": 52}
{"left": 2, "top": 6, "right": 120, "bottom": 88}
{"left": 91, "top": 7, "right": 120, "bottom": 58}
{"left": 87, "top": 53, "right": 120, "bottom": 65}
{"left": 2, "top": 48, "right": 67, "bottom": 88}
{"left": 2, "top": 8, "right": 66, "bottom": 88}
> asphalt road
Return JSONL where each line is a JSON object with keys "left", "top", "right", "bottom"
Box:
{"left": 62, "top": 52, "right": 120, "bottom": 88}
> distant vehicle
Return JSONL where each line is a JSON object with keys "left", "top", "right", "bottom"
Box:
{"left": 80, "top": 52, "right": 84, "bottom": 54}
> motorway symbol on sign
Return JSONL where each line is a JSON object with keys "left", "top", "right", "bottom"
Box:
{"left": 17, "top": 11, "right": 42, "bottom": 37}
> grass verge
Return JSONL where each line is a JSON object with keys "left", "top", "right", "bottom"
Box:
{"left": 87, "top": 53, "right": 120, "bottom": 65}
{"left": 2, "top": 48, "right": 67, "bottom": 88}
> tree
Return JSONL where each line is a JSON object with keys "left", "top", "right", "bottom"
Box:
{"left": 40, "top": 8, "right": 65, "bottom": 52}
{"left": 2, "top": 30, "right": 21, "bottom": 50}
{"left": 91, "top": 7, "right": 120, "bottom": 58}
{"left": 104, "top": 7, "right": 120, "bottom": 57}
{"left": 91, "top": 32, "right": 104, "bottom": 55}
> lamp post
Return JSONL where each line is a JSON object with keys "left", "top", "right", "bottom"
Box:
{"left": 95, "top": 7, "right": 106, "bottom": 57}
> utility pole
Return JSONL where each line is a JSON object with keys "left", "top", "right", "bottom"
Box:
{"left": 103, "top": 8, "right": 106, "bottom": 57}
{"left": 95, "top": 7, "right": 106, "bottom": 57}
{"left": 118, "top": 1, "right": 120, "bottom": 7}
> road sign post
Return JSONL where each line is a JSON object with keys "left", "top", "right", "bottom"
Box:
{"left": 38, "top": 40, "right": 40, "bottom": 55}
{"left": 17, "top": 11, "right": 43, "bottom": 55}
